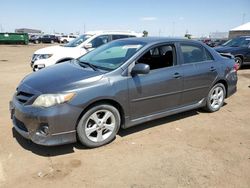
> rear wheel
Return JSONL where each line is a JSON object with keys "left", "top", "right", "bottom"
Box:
{"left": 77, "top": 104, "right": 121, "bottom": 148}
{"left": 235, "top": 56, "right": 243, "bottom": 70}
{"left": 204, "top": 83, "right": 226, "bottom": 112}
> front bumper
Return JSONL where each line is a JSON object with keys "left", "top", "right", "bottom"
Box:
{"left": 10, "top": 97, "right": 82, "bottom": 146}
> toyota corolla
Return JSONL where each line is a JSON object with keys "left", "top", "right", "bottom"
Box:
{"left": 10, "top": 37, "right": 237, "bottom": 148}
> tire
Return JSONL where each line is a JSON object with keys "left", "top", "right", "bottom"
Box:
{"left": 63, "top": 40, "right": 67, "bottom": 43}
{"left": 77, "top": 104, "right": 121, "bottom": 148}
{"left": 35, "top": 40, "right": 39, "bottom": 44}
{"left": 204, "top": 83, "right": 226, "bottom": 112}
{"left": 235, "top": 56, "right": 243, "bottom": 70}
{"left": 51, "top": 40, "right": 54, "bottom": 44}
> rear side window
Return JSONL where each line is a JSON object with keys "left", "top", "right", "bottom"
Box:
{"left": 90, "top": 35, "right": 110, "bottom": 48}
{"left": 180, "top": 44, "right": 213, "bottom": 64}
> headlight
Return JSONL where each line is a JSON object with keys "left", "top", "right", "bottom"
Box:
{"left": 33, "top": 54, "right": 53, "bottom": 61}
{"left": 32, "top": 93, "right": 75, "bottom": 107}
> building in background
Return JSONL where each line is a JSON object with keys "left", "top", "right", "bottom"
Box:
{"left": 229, "top": 22, "right": 250, "bottom": 39}
{"left": 15, "top": 28, "right": 42, "bottom": 36}
{"left": 209, "top": 32, "right": 228, "bottom": 39}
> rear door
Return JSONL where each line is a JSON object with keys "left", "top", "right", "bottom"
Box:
{"left": 178, "top": 42, "right": 218, "bottom": 106}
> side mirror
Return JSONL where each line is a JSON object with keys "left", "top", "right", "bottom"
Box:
{"left": 84, "top": 43, "right": 93, "bottom": 49}
{"left": 131, "top": 63, "right": 150, "bottom": 75}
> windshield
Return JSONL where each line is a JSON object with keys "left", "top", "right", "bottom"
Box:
{"left": 78, "top": 40, "right": 146, "bottom": 71}
{"left": 222, "top": 37, "right": 250, "bottom": 47}
{"left": 64, "top": 34, "right": 92, "bottom": 47}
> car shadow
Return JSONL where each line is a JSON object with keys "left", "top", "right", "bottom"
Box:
{"left": 12, "top": 108, "right": 211, "bottom": 156}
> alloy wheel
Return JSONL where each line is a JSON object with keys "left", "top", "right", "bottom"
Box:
{"left": 84, "top": 110, "right": 116, "bottom": 142}
{"left": 210, "top": 86, "right": 224, "bottom": 110}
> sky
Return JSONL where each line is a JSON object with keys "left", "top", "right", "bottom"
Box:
{"left": 0, "top": 0, "right": 250, "bottom": 37}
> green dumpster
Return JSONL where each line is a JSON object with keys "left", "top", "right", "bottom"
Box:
{"left": 0, "top": 33, "right": 29, "bottom": 45}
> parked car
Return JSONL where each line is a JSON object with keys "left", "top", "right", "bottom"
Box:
{"left": 10, "top": 37, "right": 237, "bottom": 148}
{"left": 29, "top": 35, "right": 41, "bottom": 44}
{"left": 39, "top": 35, "right": 60, "bottom": 44}
{"left": 31, "top": 31, "right": 143, "bottom": 71}
{"left": 207, "top": 39, "right": 228, "bottom": 47}
{"left": 59, "top": 35, "right": 78, "bottom": 43}
{"left": 214, "top": 36, "right": 250, "bottom": 69}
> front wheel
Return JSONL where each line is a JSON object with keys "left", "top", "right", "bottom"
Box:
{"left": 77, "top": 104, "right": 121, "bottom": 148}
{"left": 204, "top": 83, "right": 226, "bottom": 112}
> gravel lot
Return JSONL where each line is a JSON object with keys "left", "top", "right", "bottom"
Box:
{"left": 0, "top": 44, "right": 250, "bottom": 188}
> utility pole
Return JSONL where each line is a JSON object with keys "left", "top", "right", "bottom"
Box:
{"left": 242, "top": 13, "right": 246, "bottom": 24}
{"left": 0, "top": 24, "right": 3, "bottom": 32}
{"left": 172, "top": 21, "right": 175, "bottom": 37}
{"left": 158, "top": 29, "right": 161, "bottom": 36}
{"left": 83, "top": 24, "right": 86, "bottom": 33}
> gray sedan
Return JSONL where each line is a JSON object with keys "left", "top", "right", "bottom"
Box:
{"left": 10, "top": 37, "right": 237, "bottom": 148}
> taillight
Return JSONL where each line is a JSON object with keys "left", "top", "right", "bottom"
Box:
{"left": 233, "top": 63, "right": 239, "bottom": 71}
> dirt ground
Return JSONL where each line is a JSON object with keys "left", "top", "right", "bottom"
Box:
{"left": 0, "top": 44, "right": 250, "bottom": 188}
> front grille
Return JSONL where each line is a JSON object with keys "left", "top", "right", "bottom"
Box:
{"left": 16, "top": 91, "right": 34, "bottom": 104}
{"left": 14, "top": 117, "right": 28, "bottom": 132}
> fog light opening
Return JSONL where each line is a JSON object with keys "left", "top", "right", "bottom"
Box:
{"left": 37, "top": 125, "right": 49, "bottom": 136}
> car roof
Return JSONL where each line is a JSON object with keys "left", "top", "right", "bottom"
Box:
{"left": 85, "top": 30, "right": 142, "bottom": 36}
{"left": 116, "top": 37, "right": 202, "bottom": 45}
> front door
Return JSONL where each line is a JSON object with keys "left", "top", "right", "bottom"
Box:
{"left": 128, "top": 44, "right": 183, "bottom": 120}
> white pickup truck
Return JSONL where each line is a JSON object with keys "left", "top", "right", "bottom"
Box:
{"left": 31, "top": 31, "right": 143, "bottom": 71}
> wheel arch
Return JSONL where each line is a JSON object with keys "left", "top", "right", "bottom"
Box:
{"left": 214, "top": 79, "right": 228, "bottom": 98}
{"left": 75, "top": 99, "right": 125, "bottom": 130}
{"left": 234, "top": 54, "right": 244, "bottom": 61}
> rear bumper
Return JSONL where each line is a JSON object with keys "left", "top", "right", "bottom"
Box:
{"left": 226, "top": 70, "right": 238, "bottom": 98}
{"left": 227, "top": 84, "right": 237, "bottom": 98}
{"left": 10, "top": 97, "right": 82, "bottom": 146}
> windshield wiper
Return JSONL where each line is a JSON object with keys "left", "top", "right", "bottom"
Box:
{"left": 77, "top": 60, "right": 99, "bottom": 71}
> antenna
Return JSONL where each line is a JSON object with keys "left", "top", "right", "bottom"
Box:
{"left": 0, "top": 24, "right": 3, "bottom": 32}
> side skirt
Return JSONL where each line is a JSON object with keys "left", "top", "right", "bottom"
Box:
{"left": 123, "top": 99, "right": 205, "bottom": 129}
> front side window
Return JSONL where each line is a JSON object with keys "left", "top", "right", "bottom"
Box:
{"left": 78, "top": 40, "right": 145, "bottom": 71}
{"left": 180, "top": 44, "right": 213, "bottom": 64}
{"left": 112, "top": 35, "right": 130, "bottom": 40}
{"left": 90, "top": 35, "right": 110, "bottom": 48}
{"left": 137, "top": 45, "right": 175, "bottom": 70}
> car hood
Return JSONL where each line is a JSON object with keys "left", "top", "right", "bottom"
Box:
{"left": 34, "top": 45, "right": 84, "bottom": 55}
{"left": 214, "top": 46, "right": 241, "bottom": 53}
{"left": 18, "top": 62, "right": 104, "bottom": 94}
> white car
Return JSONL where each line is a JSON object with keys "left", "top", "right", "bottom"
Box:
{"left": 59, "top": 35, "right": 78, "bottom": 43}
{"left": 31, "top": 31, "right": 143, "bottom": 71}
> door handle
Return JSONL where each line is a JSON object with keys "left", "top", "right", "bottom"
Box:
{"left": 173, "top": 72, "right": 182, "bottom": 79}
{"left": 210, "top": 67, "right": 216, "bottom": 72}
